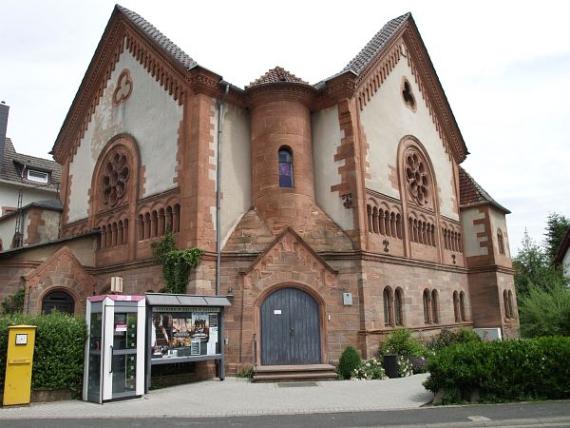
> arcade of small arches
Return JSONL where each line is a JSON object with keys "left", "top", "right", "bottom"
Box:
{"left": 367, "top": 205, "right": 403, "bottom": 239}
{"left": 137, "top": 203, "right": 180, "bottom": 241}
{"left": 98, "top": 218, "right": 129, "bottom": 248}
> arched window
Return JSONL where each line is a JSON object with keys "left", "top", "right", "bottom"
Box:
{"left": 459, "top": 291, "right": 466, "bottom": 321}
{"left": 278, "top": 147, "right": 293, "bottom": 188}
{"left": 431, "top": 289, "right": 439, "bottom": 324}
{"left": 508, "top": 290, "right": 515, "bottom": 318}
{"left": 497, "top": 229, "right": 505, "bottom": 255}
{"left": 394, "top": 288, "right": 404, "bottom": 326}
{"left": 383, "top": 287, "right": 393, "bottom": 327}
{"left": 423, "top": 289, "right": 431, "bottom": 324}
{"left": 453, "top": 291, "right": 460, "bottom": 323}
{"left": 42, "top": 290, "right": 75, "bottom": 315}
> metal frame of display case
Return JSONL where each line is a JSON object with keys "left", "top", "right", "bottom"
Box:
{"left": 144, "top": 293, "right": 231, "bottom": 392}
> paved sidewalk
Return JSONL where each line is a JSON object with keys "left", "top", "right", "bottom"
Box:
{"left": 0, "top": 374, "right": 432, "bottom": 419}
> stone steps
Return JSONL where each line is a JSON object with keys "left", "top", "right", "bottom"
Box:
{"left": 252, "top": 364, "right": 337, "bottom": 382}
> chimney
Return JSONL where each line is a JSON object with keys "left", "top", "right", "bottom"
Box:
{"left": 0, "top": 101, "right": 9, "bottom": 173}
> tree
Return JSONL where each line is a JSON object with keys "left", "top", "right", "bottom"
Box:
{"left": 519, "top": 283, "right": 570, "bottom": 337}
{"left": 544, "top": 213, "right": 570, "bottom": 263}
{"left": 513, "top": 231, "right": 566, "bottom": 296}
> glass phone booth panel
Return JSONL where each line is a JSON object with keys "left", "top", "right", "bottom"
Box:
{"left": 84, "top": 295, "right": 145, "bottom": 403}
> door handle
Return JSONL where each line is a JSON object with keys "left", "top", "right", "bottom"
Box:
{"left": 109, "top": 345, "right": 113, "bottom": 373}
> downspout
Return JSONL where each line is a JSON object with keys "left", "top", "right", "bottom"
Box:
{"left": 215, "top": 83, "right": 230, "bottom": 296}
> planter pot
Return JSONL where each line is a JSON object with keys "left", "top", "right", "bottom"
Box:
{"left": 383, "top": 354, "right": 399, "bottom": 378}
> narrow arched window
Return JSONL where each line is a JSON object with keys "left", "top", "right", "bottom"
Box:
{"left": 453, "top": 291, "right": 460, "bottom": 322}
{"left": 395, "top": 288, "right": 404, "bottom": 326}
{"left": 383, "top": 287, "right": 393, "bottom": 327}
{"left": 278, "top": 147, "right": 293, "bottom": 187}
{"left": 431, "top": 289, "right": 439, "bottom": 324}
{"left": 423, "top": 289, "right": 431, "bottom": 324}
{"left": 508, "top": 290, "right": 515, "bottom": 318}
{"left": 497, "top": 229, "right": 505, "bottom": 255}
{"left": 459, "top": 291, "right": 466, "bottom": 321}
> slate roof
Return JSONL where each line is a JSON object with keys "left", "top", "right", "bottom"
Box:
{"left": 343, "top": 12, "right": 411, "bottom": 75}
{"left": 247, "top": 66, "right": 308, "bottom": 88}
{"left": 0, "top": 138, "right": 61, "bottom": 191}
{"left": 116, "top": 5, "right": 198, "bottom": 71}
{"left": 459, "top": 167, "right": 510, "bottom": 213}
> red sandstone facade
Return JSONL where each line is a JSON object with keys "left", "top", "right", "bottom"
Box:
{"left": 0, "top": 6, "right": 519, "bottom": 372}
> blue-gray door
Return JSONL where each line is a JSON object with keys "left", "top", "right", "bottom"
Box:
{"left": 261, "top": 287, "right": 321, "bottom": 365}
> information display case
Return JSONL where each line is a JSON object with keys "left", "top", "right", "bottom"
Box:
{"left": 145, "top": 293, "right": 230, "bottom": 390}
{"left": 83, "top": 295, "right": 145, "bottom": 403}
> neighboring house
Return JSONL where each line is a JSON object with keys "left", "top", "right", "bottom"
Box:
{"left": 0, "top": 102, "right": 62, "bottom": 250}
{"left": 554, "top": 227, "right": 570, "bottom": 277}
{"left": 0, "top": 6, "right": 518, "bottom": 377}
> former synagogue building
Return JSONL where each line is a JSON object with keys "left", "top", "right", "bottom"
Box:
{"left": 0, "top": 5, "right": 518, "bottom": 373}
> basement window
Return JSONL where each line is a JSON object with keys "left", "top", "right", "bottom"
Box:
{"left": 27, "top": 169, "right": 49, "bottom": 184}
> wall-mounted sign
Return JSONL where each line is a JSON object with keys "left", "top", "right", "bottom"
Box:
{"left": 15, "top": 334, "right": 28, "bottom": 345}
{"left": 273, "top": 309, "right": 282, "bottom": 315}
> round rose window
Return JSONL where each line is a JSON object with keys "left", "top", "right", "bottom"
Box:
{"left": 405, "top": 152, "right": 429, "bottom": 206}
{"left": 102, "top": 151, "right": 129, "bottom": 207}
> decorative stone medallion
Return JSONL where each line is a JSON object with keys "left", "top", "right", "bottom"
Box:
{"left": 112, "top": 69, "right": 133, "bottom": 105}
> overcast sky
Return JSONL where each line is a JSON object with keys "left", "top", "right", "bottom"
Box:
{"left": 1, "top": 0, "right": 569, "bottom": 254}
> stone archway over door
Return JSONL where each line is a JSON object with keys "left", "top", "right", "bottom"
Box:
{"left": 261, "top": 287, "right": 321, "bottom": 365}
{"left": 42, "top": 290, "right": 75, "bottom": 315}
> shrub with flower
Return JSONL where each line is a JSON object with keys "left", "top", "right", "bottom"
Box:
{"left": 352, "top": 358, "right": 386, "bottom": 380}
{"left": 397, "top": 355, "right": 414, "bottom": 377}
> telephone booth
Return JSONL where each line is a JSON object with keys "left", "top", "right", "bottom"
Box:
{"left": 83, "top": 295, "right": 146, "bottom": 403}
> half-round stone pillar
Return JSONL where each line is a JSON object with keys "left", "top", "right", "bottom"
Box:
{"left": 246, "top": 69, "right": 317, "bottom": 233}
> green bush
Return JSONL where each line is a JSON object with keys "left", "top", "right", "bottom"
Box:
{"left": 337, "top": 346, "right": 361, "bottom": 379}
{"left": 353, "top": 358, "right": 385, "bottom": 380}
{"left": 519, "top": 284, "right": 570, "bottom": 337}
{"left": 1, "top": 288, "right": 25, "bottom": 314}
{"left": 0, "top": 312, "right": 86, "bottom": 395}
{"left": 378, "top": 328, "right": 426, "bottom": 359}
{"left": 424, "top": 337, "right": 570, "bottom": 404}
{"left": 427, "top": 328, "right": 481, "bottom": 353}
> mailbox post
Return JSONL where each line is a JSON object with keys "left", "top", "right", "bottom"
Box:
{"left": 3, "top": 325, "right": 36, "bottom": 406}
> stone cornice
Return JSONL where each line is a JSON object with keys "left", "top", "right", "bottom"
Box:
{"left": 245, "top": 82, "right": 317, "bottom": 109}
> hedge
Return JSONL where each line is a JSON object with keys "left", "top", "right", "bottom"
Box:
{"left": 424, "top": 336, "right": 570, "bottom": 403}
{"left": 0, "top": 312, "right": 86, "bottom": 395}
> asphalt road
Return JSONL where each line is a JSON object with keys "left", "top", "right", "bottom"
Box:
{"left": 3, "top": 401, "right": 570, "bottom": 428}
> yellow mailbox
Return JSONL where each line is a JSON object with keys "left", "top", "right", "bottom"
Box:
{"left": 3, "top": 325, "right": 36, "bottom": 406}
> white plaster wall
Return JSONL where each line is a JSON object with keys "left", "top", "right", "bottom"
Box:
{"left": 489, "top": 207, "right": 511, "bottom": 258}
{"left": 461, "top": 208, "right": 488, "bottom": 257}
{"left": 312, "top": 106, "right": 354, "bottom": 231}
{"left": 38, "top": 210, "right": 61, "bottom": 243}
{"left": 67, "top": 38, "right": 183, "bottom": 222}
{"left": 562, "top": 250, "right": 570, "bottom": 277}
{"left": 220, "top": 104, "right": 251, "bottom": 243}
{"left": 0, "top": 185, "right": 58, "bottom": 211}
{"left": 360, "top": 56, "right": 458, "bottom": 220}
{"left": 0, "top": 215, "right": 17, "bottom": 250}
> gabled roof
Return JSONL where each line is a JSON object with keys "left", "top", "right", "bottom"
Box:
{"left": 459, "top": 167, "right": 510, "bottom": 214}
{"left": 115, "top": 5, "right": 198, "bottom": 71}
{"left": 247, "top": 66, "right": 308, "bottom": 88}
{"left": 554, "top": 226, "right": 570, "bottom": 266}
{"left": 0, "top": 138, "right": 61, "bottom": 191}
{"left": 343, "top": 12, "right": 411, "bottom": 75}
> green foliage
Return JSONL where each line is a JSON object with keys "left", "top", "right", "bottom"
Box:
{"left": 353, "top": 358, "right": 386, "bottom": 380}
{"left": 337, "top": 346, "right": 361, "bottom": 380}
{"left": 0, "top": 312, "right": 86, "bottom": 394}
{"left": 513, "top": 231, "right": 567, "bottom": 297}
{"left": 236, "top": 366, "right": 254, "bottom": 380}
{"left": 544, "top": 212, "right": 570, "bottom": 263}
{"left": 519, "top": 283, "right": 570, "bottom": 337}
{"left": 424, "top": 337, "right": 570, "bottom": 404}
{"left": 152, "top": 232, "right": 203, "bottom": 294}
{"left": 1, "top": 288, "right": 25, "bottom": 314}
{"left": 378, "top": 328, "right": 426, "bottom": 359}
{"left": 427, "top": 328, "right": 482, "bottom": 353}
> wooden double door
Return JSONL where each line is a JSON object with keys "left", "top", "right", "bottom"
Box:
{"left": 260, "top": 287, "right": 321, "bottom": 365}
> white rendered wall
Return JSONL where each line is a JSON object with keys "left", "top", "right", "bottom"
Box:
{"left": 562, "top": 250, "right": 570, "bottom": 277}
{"left": 461, "top": 207, "right": 489, "bottom": 257}
{"left": 312, "top": 106, "right": 354, "bottom": 231}
{"left": 0, "top": 184, "right": 58, "bottom": 211}
{"left": 0, "top": 214, "right": 17, "bottom": 249}
{"left": 67, "top": 39, "right": 183, "bottom": 222}
{"left": 489, "top": 207, "right": 511, "bottom": 258}
{"left": 360, "top": 56, "right": 459, "bottom": 220}
{"left": 220, "top": 104, "right": 251, "bottom": 244}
